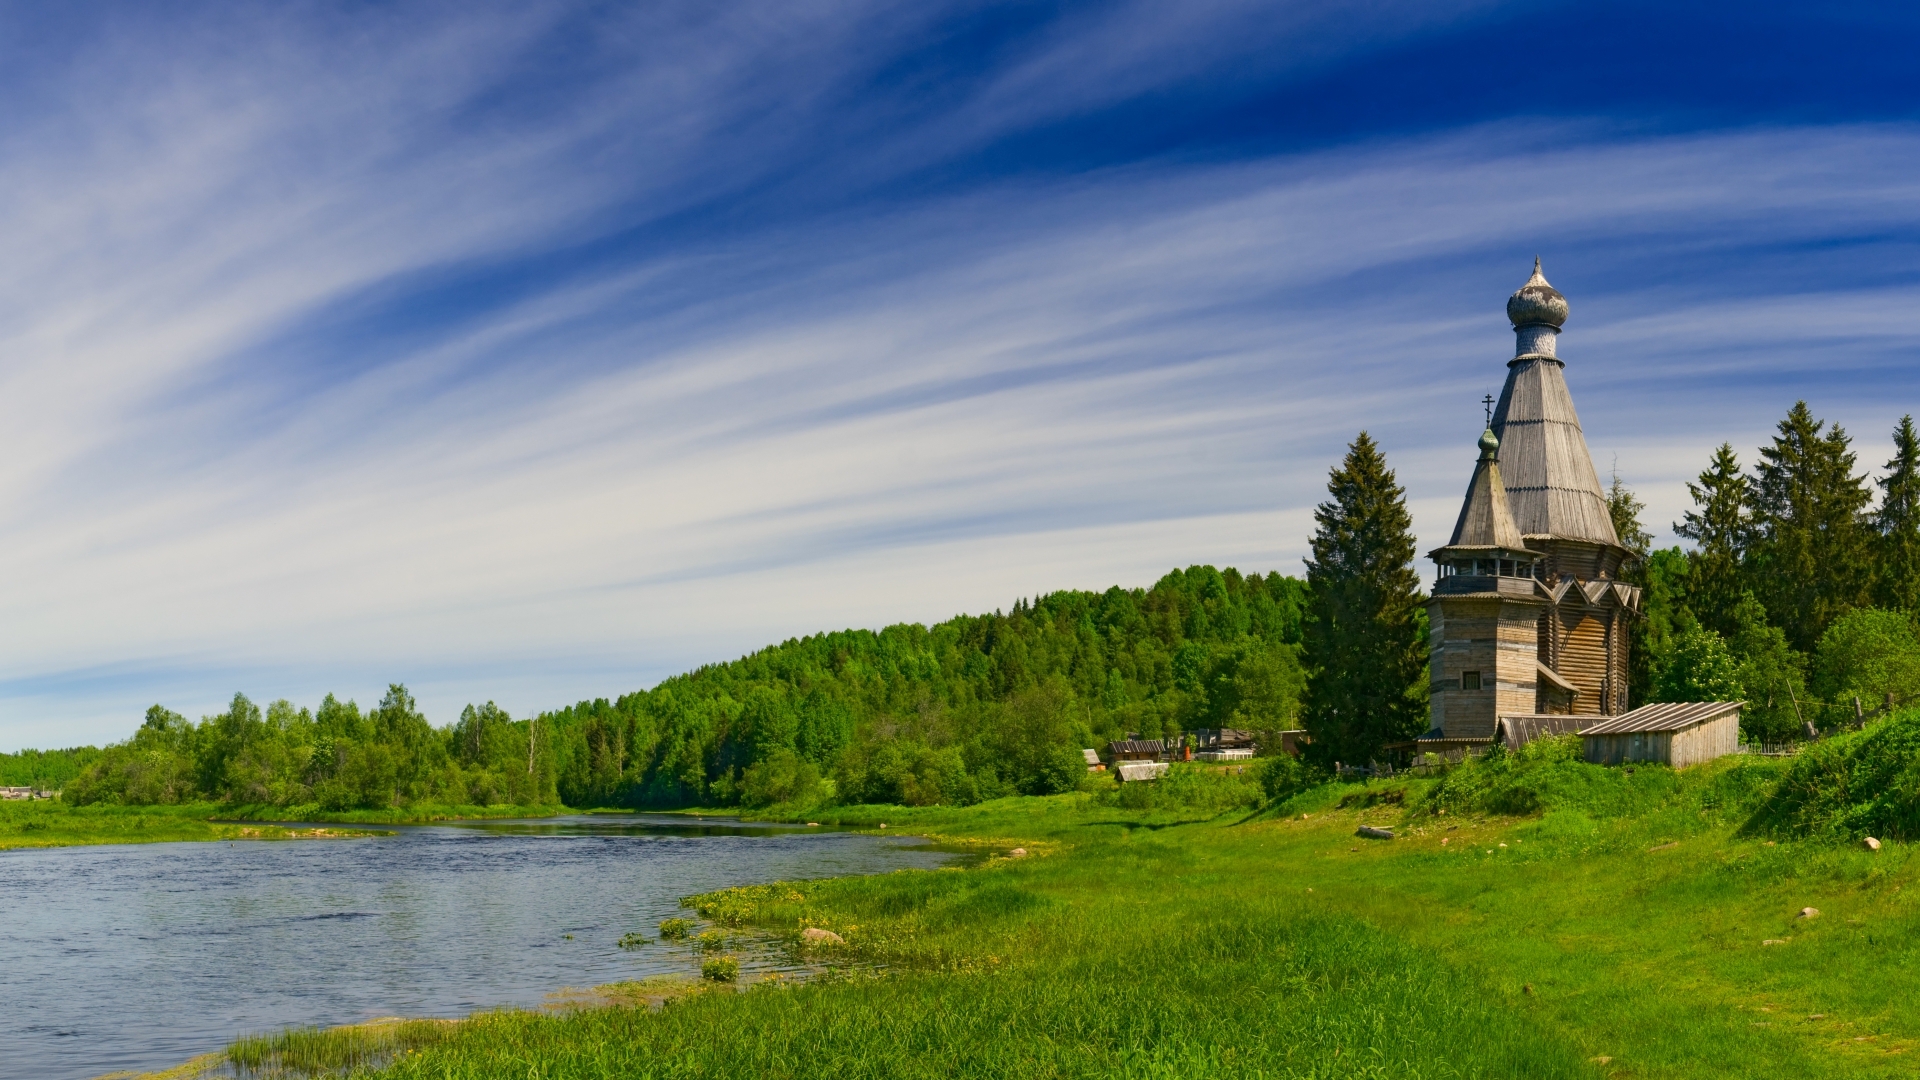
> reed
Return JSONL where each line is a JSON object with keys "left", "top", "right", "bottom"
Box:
{"left": 227, "top": 1019, "right": 454, "bottom": 1076}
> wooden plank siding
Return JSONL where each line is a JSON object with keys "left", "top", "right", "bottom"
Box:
{"left": 1581, "top": 709, "right": 1740, "bottom": 768}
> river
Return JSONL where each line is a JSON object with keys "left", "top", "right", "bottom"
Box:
{"left": 0, "top": 815, "right": 958, "bottom": 1080}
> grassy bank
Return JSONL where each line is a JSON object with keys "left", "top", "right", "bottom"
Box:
{"left": 0, "top": 802, "right": 398, "bottom": 850}
{"left": 0, "top": 800, "right": 561, "bottom": 851}
{"left": 218, "top": 801, "right": 571, "bottom": 825}
{"left": 188, "top": 753, "right": 1920, "bottom": 1080}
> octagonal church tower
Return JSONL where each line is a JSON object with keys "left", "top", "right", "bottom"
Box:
{"left": 1425, "top": 261, "right": 1641, "bottom": 741}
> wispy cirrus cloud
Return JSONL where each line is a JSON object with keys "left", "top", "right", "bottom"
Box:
{"left": 3, "top": 3, "right": 1920, "bottom": 746}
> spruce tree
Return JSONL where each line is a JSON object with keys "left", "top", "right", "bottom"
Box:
{"left": 1301, "top": 432, "right": 1425, "bottom": 765}
{"left": 1607, "top": 469, "right": 1653, "bottom": 558}
{"left": 1673, "top": 443, "right": 1749, "bottom": 637}
{"left": 1604, "top": 470, "right": 1658, "bottom": 707}
{"left": 1877, "top": 415, "right": 1920, "bottom": 613}
{"left": 1748, "top": 402, "right": 1873, "bottom": 653}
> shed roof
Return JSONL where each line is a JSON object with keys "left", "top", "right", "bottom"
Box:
{"left": 1497, "top": 713, "right": 1590, "bottom": 746}
{"left": 1107, "top": 739, "right": 1163, "bottom": 756}
{"left": 1578, "top": 701, "right": 1743, "bottom": 736}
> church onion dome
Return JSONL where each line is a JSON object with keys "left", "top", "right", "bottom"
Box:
{"left": 1506, "top": 257, "right": 1568, "bottom": 328}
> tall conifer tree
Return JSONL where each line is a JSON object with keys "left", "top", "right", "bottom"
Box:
{"left": 1748, "top": 402, "right": 1873, "bottom": 653}
{"left": 1674, "top": 443, "right": 1748, "bottom": 637}
{"left": 1301, "top": 432, "right": 1425, "bottom": 764}
{"left": 1877, "top": 415, "right": 1920, "bottom": 614}
{"left": 1606, "top": 471, "right": 1659, "bottom": 707}
{"left": 1607, "top": 469, "right": 1653, "bottom": 558}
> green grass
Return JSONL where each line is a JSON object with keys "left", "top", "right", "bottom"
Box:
{"left": 0, "top": 801, "right": 252, "bottom": 849}
{"left": 167, "top": 750, "right": 1920, "bottom": 1077}
{"left": 219, "top": 801, "right": 570, "bottom": 824}
{"left": 0, "top": 798, "right": 547, "bottom": 850}
{"left": 227, "top": 1019, "right": 457, "bottom": 1076}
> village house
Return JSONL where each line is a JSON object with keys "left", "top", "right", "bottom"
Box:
{"left": 1189, "top": 728, "right": 1256, "bottom": 761}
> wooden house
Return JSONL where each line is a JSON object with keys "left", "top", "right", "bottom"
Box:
{"left": 1423, "top": 261, "right": 1641, "bottom": 747}
{"left": 1191, "top": 728, "right": 1256, "bottom": 761}
{"left": 1579, "top": 702, "right": 1742, "bottom": 768}
{"left": 1107, "top": 738, "right": 1165, "bottom": 763}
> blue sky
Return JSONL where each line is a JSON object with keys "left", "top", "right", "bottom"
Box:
{"left": 5, "top": 1, "right": 1920, "bottom": 748}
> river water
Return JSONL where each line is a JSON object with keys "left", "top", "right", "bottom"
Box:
{"left": 0, "top": 815, "right": 958, "bottom": 1080}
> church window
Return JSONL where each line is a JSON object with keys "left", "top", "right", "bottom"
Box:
{"left": 1461, "top": 671, "right": 1482, "bottom": 690}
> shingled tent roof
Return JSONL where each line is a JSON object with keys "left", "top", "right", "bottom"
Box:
{"left": 1490, "top": 263, "right": 1622, "bottom": 548}
{"left": 1439, "top": 428, "right": 1536, "bottom": 555}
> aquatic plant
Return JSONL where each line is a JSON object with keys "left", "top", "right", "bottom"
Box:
{"left": 228, "top": 1018, "right": 452, "bottom": 1076}
{"left": 700, "top": 955, "right": 739, "bottom": 982}
{"left": 658, "top": 917, "right": 694, "bottom": 940}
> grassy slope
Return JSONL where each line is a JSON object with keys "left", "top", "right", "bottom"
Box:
{"left": 315, "top": 761, "right": 1920, "bottom": 1080}
{"left": 0, "top": 800, "right": 563, "bottom": 850}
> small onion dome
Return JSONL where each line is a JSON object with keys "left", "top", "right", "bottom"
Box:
{"left": 1478, "top": 426, "right": 1500, "bottom": 459}
{"left": 1506, "top": 257, "right": 1568, "bottom": 328}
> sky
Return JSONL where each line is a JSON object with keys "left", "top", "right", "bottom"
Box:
{"left": 6, "top": 0, "right": 1920, "bottom": 749}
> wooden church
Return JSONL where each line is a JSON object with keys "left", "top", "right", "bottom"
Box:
{"left": 1422, "top": 261, "right": 1642, "bottom": 746}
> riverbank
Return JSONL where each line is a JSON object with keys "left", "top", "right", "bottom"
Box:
{"left": 163, "top": 757, "right": 1920, "bottom": 1079}
{"left": 0, "top": 800, "right": 563, "bottom": 850}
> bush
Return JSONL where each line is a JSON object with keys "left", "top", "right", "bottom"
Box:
{"left": 1105, "top": 764, "right": 1262, "bottom": 813}
{"left": 1653, "top": 625, "right": 1743, "bottom": 704}
{"left": 1422, "top": 737, "right": 1665, "bottom": 818}
{"left": 1257, "top": 754, "right": 1323, "bottom": 805}
{"left": 736, "top": 749, "right": 825, "bottom": 809}
{"left": 1813, "top": 608, "right": 1920, "bottom": 710}
{"left": 1747, "top": 708, "right": 1920, "bottom": 840}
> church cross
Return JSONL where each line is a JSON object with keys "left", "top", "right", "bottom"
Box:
{"left": 1482, "top": 394, "right": 1494, "bottom": 427}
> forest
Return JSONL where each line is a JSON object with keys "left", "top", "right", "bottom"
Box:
{"left": 11, "top": 398, "right": 1920, "bottom": 812}
{"left": 29, "top": 568, "right": 1308, "bottom": 811}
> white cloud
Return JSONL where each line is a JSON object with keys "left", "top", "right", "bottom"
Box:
{"left": 4, "top": 7, "right": 1920, "bottom": 746}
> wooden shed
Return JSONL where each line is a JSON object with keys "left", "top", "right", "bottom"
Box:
{"left": 1578, "top": 702, "right": 1742, "bottom": 768}
{"left": 1496, "top": 713, "right": 1590, "bottom": 750}
{"left": 1107, "top": 739, "right": 1165, "bottom": 763}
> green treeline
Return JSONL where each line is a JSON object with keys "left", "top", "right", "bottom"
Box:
{"left": 0, "top": 746, "right": 100, "bottom": 789}
{"left": 47, "top": 398, "right": 1920, "bottom": 810}
{"left": 537, "top": 567, "right": 1307, "bottom": 809}
{"left": 66, "top": 686, "right": 557, "bottom": 810}
{"left": 1630, "top": 403, "right": 1920, "bottom": 742}
{"left": 60, "top": 568, "right": 1308, "bottom": 811}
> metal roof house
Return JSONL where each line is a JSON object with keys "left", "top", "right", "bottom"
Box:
{"left": 1579, "top": 702, "right": 1743, "bottom": 768}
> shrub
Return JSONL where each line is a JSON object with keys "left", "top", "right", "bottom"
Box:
{"left": 1654, "top": 625, "right": 1742, "bottom": 704}
{"left": 1813, "top": 608, "right": 1920, "bottom": 711}
{"left": 1747, "top": 708, "right": 1920, "bottom": 840}
{"left": 1257, "top": 754, "right": 1323, "bottom": 804}
{"left": 736, "top": 749, "right": 824, "bottom": 809}
{"left": 1423, "top": 737, "right": 1670, "bottom": 819}
{"left": 1106, "top": 764, "right": 1262, "bottom": 813}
